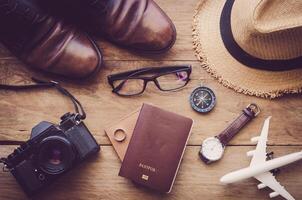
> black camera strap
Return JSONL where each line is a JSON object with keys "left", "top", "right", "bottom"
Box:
{"left": 0, "top": 78, "right": 86, "bottom": 171}
{"left": 0, "top": 77, "right": 86, "bottom": 120}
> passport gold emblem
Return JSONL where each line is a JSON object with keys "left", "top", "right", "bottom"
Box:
{"left": 142, "top": 174, "right": 149, "bottom": 181}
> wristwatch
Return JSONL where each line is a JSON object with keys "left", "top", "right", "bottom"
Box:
{"left": 199, "top": 103, "right": 260, "bottom": 164}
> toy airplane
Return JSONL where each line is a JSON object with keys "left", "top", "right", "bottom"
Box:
{"left": 220, "top": 116, "right": 302, "bottom": 200}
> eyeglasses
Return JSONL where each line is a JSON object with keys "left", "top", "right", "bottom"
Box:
{"left": 107, "top": 65, "right": 192, "bottom": 96}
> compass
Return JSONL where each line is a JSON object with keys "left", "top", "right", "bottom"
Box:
{"left": 190, "top": 86, "right": 216, "bottom": 113}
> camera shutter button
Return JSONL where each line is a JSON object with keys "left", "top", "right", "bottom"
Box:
{"left": 60, "top": 112, "right": 71, "bottom": 121}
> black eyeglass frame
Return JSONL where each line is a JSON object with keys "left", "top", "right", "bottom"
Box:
{"left": 107, "top": 65, "right": 192, "bottom": 96}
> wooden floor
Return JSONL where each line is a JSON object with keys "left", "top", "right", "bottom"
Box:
{"left": 0, "top": 0, "right": 301, "bottom": 199}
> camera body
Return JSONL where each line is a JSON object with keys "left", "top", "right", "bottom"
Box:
{"left": 5, "top": 113, "right": 100, "bottom": 196}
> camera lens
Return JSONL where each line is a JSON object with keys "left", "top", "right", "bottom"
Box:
{"left": 38, "top": 136, "right": 75, "bottom": 175}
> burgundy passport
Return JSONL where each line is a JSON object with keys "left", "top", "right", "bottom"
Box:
{"left": 119, "top": 104, "right": 193, "bottom": 193}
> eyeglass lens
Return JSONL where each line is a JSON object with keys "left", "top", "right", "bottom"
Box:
{"left": 156, "top": 71, "right": 189, "bottom": 91}
{"left": 113, "top": 79, "right": 145, "bottom": 96}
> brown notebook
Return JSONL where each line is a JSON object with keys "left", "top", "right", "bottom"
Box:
{"left": 119, "top": 104, "right": 193, "bottom": 193}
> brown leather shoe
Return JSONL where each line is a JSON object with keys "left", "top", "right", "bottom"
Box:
{"left": 0, "top": 0, "right": 103, "bottom": 79}
{"left": 42, "top": 0, "right": 177, "bottom": 54}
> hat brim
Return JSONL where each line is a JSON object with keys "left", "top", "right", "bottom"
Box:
{"left": 193, "top": 0, "right": 302, "bottom": 98}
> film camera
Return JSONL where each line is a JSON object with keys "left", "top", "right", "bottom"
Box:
{"left": 4, "top": 112, "right": 100, "bottom": 196}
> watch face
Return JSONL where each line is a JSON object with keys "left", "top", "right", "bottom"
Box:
{"left": 190, "top": 86, "right": 216, "bottom": 113}
{"left": 201, "top": 137, "right": 224, "bottom": 161}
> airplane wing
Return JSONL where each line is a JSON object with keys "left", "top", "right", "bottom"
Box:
{"left": 248, "top": 116, "right": 271, "bottom": 167}
{"left": 248, "top": 116, "right": 295, "bottom": 199}
{"left": 254, "top": 172, "right": 295, "bottom": 200}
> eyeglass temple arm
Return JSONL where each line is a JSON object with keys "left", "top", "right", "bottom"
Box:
{"left": 107, "top": 65, "right": 192, "bottom": 81}
{"left": 140, "top": 65, "right": 192, "bottom": 75}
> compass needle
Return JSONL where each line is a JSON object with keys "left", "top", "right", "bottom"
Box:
{"left": 190, "top": 86, "right": 216, "bottom": 113}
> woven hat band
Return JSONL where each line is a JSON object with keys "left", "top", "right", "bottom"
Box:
{"left": 221, "top": 0, "right": 302, "bottom": 71}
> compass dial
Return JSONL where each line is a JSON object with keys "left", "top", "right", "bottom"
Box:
{"left": 190, "top": 87, "right": 216, "bottom": 113}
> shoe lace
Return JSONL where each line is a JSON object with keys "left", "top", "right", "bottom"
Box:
{"left": 0, "top": 0, "right": 44, "bottom": 25}
{"left": 85, "top": 0, "right": 109, "bottom": 13}
{"left": 0, "top": 0, "right": 45, "bottom": 53}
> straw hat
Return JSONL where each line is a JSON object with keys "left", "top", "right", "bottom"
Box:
{"left": 193, "top": 0, "right": 302, "bottom": 98}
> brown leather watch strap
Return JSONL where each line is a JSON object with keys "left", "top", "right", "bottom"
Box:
{"left": 217, "top": 104, "right": 260, "bottom": 146}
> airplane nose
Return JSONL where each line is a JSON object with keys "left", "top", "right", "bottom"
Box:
{"left": 220, "top": 176, "right": 230, "bottom": 185}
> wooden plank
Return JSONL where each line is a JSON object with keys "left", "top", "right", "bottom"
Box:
{"left": 0, "top": 0, "right": 198, "bottom": 61}
{"left": 0, "top": 1, "right": 301, "bottom": 200}
{"left": 0, "top": 145, "right": 301, "bottom": 200}
{"left": 1, "top": 60, "right": 301, "bottom": 145}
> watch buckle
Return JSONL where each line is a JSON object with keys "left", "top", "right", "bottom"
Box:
{"left": 246, "top": 103, "right": 260, "bottom": 116}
